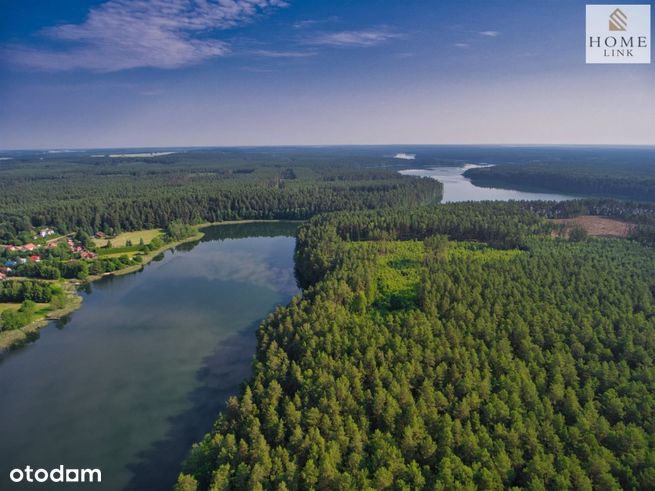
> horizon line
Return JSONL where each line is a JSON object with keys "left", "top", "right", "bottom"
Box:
{"left": 2, "top": 143, "right": 654, "bottom": 153}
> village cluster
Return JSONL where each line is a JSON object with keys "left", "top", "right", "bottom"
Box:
{"left": 0, "top": 228, "right": 98, "bottom": 280}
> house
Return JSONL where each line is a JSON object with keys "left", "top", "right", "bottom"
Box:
{"left": 0, "top": 272, "right": 5, "bottom": 280}
{"left": 80, "top": 251, "right": 97, "bottom": 259}
{"left": 4, "top": 260, "right": 16, "bottom": 268}
{"left": 29, "top": 255, "right": 41, "bottom": 263}
{"left": 17, "top": 257, "right": 27, "bottom": 264}
{"left": 0, "top": 244, "right": 16, "bottom": 251}
{"left": 21, "top": 243, "right": 37, "bottom": 252}
{"left": 39, "top": 228, "right": 55, "bottom": 238}
{"left": 95, "top": 231, "right": 106, "bottom": 239}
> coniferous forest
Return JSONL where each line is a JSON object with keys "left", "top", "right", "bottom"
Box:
{"left": 0, "top": 152, "right": 441, "bottom": 242}
{"left": 464, "top": 160, "right": 655, "bottom": 202}
{"left": 179, "top": 202, "right": 655, "bottom": 490}
{"left": 1, "top": 151, "right": 654, "bottom": 490}
{"left": 1, "top": 0, "right": 653, "bottom": 486}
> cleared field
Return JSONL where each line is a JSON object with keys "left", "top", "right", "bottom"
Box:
{"left": 93, "top": 229, "right": 162, "bottom": 248}
{"left": 0, "top": 303, "right": 21, "bottom": 314}
{"left": 551, "top": 215, "right": 635, "bottom": 238}
{"left": 0, "top": 302, "right": 50, "bottom": 313}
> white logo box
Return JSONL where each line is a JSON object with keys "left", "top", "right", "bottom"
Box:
{"left": 586, "top": 4, "right": 651, "bottom": 64}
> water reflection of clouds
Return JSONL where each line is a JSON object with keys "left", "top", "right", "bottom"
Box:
{"left": 0, "top": 231, "right": 299, "bottom": 491}
{"left": 156, "top": 246, "right": 298, "bottom": 296}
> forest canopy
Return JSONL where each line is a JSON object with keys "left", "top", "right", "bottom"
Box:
{"left": 178, "top": 202, "right": 655, "bottom": 490}
{"left": 0, "top": 152, "right": 442, "bottom": 243}
{"left": 464, "top": 161, "right": 655, "bottom": 202}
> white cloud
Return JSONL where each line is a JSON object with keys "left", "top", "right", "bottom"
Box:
{"left": 454, "top": 43, "right": 469, "bottom": 48}
{"left": 240, "top": 66, "right": 276, "bottom": 73}
{"left": 3, "top": 0, "right": 289, "bottom": 72}
{"left": 479, "top": 30, "right": 500, "bottom": 37}
{"left": 292, "top": 16, "right": 339, "bottom": 29}
{"left": 139, "top": 88, "right": 167, "bottom": 96}
{"left": 305, "top": 28, "right": 403, "bottom": 48}
{"left": 293, "top": 19, "right": 320, "bottom": 29}
{"left": 249, "top": 49, "right": 317, "bottom": 58}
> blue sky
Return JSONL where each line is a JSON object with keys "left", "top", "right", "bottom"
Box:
{"left": 0, "top": 0, "right": 653, "bottom": 149}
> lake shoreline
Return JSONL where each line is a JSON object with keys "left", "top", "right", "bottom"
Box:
{"left": 0, "top": 285, "right": 82, "bottom": 354}
{"left": 0, "top": 219, "right": 303, "bottom": 354}
{"left": 399, "top": 165, "right": 577, "bottom": 203}
{"left": 0, "top": 221, "right": 301, "bottom": 490}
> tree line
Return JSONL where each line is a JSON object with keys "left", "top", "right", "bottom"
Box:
{"left": 0, "top": 280, "right": 65, "bottom": 332}
{"left": 0, "top": 280, "right": 54, "bottom": 303}
{"left": 464, "top": 162, "right": 655, "bottom": 202}
{"left": 0, "top": 156, "right": 442, "bottom": 243}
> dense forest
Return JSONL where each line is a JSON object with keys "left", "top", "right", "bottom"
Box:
{"left": 178, "top": 202, "right": 655, "bottom": 490}
{"left": 0, "top": 152, "right": 441, "bottom": 243}
{"left": 3, "top": 147, "right": 654, "bottom": 488}
{"left": 464, "top": 160, "right": 655, "bottom": 202}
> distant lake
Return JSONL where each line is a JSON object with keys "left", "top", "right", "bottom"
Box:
{"left": 0, "top": 222, "right": 299, "bottom": 490}
{"left": 399, "top": 165, "right": 576, "bottom": 203}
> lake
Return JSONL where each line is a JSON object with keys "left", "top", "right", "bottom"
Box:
{"left": 0, "top": 222, "right": 300, "bottom": 490}
{"left": 399, "top": 164, "right": 576, "bottom": 202}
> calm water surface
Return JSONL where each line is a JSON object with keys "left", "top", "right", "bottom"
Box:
{"left": 400, "top": 164, "right": 575, "bottom": 202}
{"left": 0, "top": 222, "right": 299, "bottom": 490}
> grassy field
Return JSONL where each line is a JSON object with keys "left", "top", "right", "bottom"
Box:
{"left": 349, "top": 239, "right": 523, "bottom": 313}
{"left": 0, "top": 301, "right": 52, "bottom": 316}
{"left": 0, "top": 301, "right": 51, "bottom": 350}
{"left": 96, "top": 245, "right": 143, "bottom": 258}
{"left": 93, "top": 229, "right": 162, "bottom": 248}
{"left": 0, "top": 303, "right": 21, "bottom": 314}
